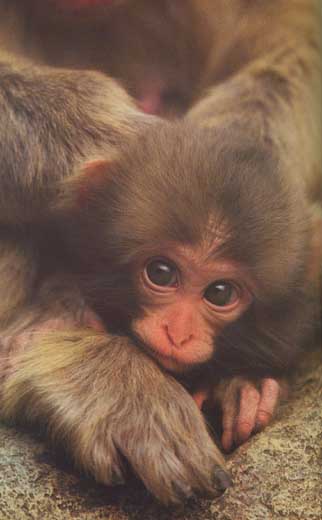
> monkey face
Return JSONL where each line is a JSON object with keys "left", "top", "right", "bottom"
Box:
{"left": 131, "top": 243, "right": 253, "bottom": 372}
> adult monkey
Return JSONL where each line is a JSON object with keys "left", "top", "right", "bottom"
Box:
{"left": 0, "top": 0, "right": 321, "bottom": 505}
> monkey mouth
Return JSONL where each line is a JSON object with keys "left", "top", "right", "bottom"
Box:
{"left": 148, "top": 349, "right": 191, "bottom": 373}
{"left": 132, "top": 334, "right": 207, "bottom": 373}
{"left": 132, "top": 333, "right": 185, "bottom": 370}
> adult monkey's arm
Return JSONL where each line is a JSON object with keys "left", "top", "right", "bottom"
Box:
{"left": 189, "top": 0, "right": 321, "bottom": 202}
{"left": 0, "top": 1, "right": 155, "bottom": 226}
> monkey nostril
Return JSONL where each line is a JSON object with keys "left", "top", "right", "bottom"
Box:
{"left": 179, "top": 334, "right": 194, "bottom": 347}
{"left": 164, "top": 325, "right": 176, "bottom": 346}
{"left": 164, "top": 326, "right": 193, "bottom": 349}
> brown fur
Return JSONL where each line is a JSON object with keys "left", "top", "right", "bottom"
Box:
{"left": 0, "top": 0, "right": 320, "bottom": 505}
{"left": 0, "top": 235, "right": 38, "bottom": 324}
{"left": 3, "top": 329, "right": 228, "bottom": 503}
{"left": 61, "top": 121, "right": 318, "bottom": 376}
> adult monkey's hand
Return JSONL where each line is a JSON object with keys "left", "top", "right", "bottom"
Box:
{"left": 0, "top": 60, "right": 156, "bottom": 227}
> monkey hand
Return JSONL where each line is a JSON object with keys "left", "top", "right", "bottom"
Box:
{"left": 104, "top": 352, "right": 233, "bottom": 504}
{"left": 193, "top": 377, "right": 288, "bottom": 452}
{"left": 69, "top": 336, "right": 233, "bottom": 504}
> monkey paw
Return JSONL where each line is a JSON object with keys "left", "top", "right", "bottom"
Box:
{"left": 206, "top": 376, "right": 288, "bottom": 452}
{"left": 113, "top": 384, "right": 232, "bottom": 504}
{"left": 35, "top": 334, "right": 233, "bottom": 505}
{"left": 76, "top": 371, "right": 232, "bottom": 505}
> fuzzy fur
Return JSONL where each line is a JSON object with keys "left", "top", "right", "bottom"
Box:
{"left": 0, "top": 0, "right": 320, "bottom": 505}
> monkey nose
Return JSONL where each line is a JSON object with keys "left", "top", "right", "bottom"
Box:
{"left": 164, "top": 325, "right": 193, "bottom": 349}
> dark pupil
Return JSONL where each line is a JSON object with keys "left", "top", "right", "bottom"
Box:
{"left": 204, "top": 281, "right": 233, "bottom": 306}
{"left": 146, "top": 261, "right": 176, "bottom": 287}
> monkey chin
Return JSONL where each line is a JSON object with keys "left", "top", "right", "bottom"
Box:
{"left": 150, "top": 351, "right": 191, "bottom": 373}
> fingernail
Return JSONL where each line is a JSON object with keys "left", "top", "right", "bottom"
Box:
{"left": 215, "top": 468, "right": 233, "bottom": 490}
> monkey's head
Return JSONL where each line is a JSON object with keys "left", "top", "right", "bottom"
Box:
{"left": 63, "top": 121, "right": 310, "bottom": 374}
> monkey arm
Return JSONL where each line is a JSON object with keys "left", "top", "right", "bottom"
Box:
{"left": 190, "top": 0, "right": 321, "bottom": 202}
{"left": 0, "top": 321, "right": 231, "bottom": 504}
{"left": 0, "top": 235, "right": 39, "bottom": 325}
{"left": 0, "top": 51, "right": 155, "bottom": 227}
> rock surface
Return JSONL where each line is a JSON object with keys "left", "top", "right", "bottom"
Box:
{"left": 0, "top": 349, "right": 321, "bottom": 520}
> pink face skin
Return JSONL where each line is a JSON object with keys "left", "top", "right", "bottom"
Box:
{"left": 132, "top": 243, "right": 253, "bottom": 373}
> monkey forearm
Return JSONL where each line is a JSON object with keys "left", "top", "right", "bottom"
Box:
{"left": 0, "top": 326, "right": 229, "bottom": 503}
{"left": 0, "top": 54, "right": 154, "bottom": 226}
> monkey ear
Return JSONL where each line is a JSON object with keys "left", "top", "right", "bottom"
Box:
{"left": 75, "top": 159, "right": 112, "bottom": 207}
{"left": 54, "top": 159, "right": 114, "bottom": 216}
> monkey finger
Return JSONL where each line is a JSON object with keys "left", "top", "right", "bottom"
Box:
{"left": 192, "top": 388, "right": 210, "bottom": 410}
{"left": 234, "top": 383, "right": 260, "bottom": 446}
{"left": 254, "top": 378, "right": 280, "bottom": 431}
{"left": 83, "top": 308, "right": 106, "bottom": 332}
{"left": 221, "top": 391, "right": 239, "bottom": 452}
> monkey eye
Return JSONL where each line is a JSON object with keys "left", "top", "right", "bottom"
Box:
{"left": 144, "top": 259, "right": 178, "bottom": 288}
{"left": 204, "top": 280, "right": 238, "bottom": 307}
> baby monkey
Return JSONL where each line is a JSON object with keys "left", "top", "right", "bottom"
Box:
{"left": 1, "top": 119, "right": 319, "bottom": 504}
{"left": 61, "top": 120, "right": 315, "bottom": 451}
{"left": 0, "top": 0, "right": 320, "bottom": 507}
